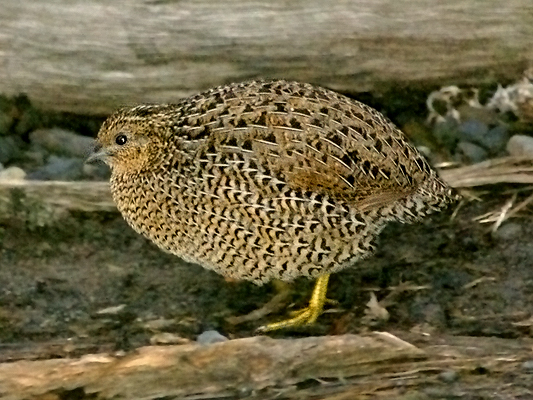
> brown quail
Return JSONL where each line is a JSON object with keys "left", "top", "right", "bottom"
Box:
{"left": 89, "top": 80, "right": 457, "bottom": 331}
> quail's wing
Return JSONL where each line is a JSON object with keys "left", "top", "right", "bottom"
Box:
{"left": 254, "top": 112, "right": 424, "bottom": 210}
{"left": 181, "top": 80, "right": 433, "bottom": 210}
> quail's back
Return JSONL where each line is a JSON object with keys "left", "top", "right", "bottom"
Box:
{"left": 93, "top": 80, "right": 455, "bottom": 285}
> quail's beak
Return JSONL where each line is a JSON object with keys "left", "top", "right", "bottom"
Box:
{"left": 86, "top": 142, "right": 110, "bottom": 164}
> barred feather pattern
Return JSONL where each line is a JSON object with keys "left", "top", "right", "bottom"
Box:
{"left": 97, "top": 80, "right": 456, "bottom": 284}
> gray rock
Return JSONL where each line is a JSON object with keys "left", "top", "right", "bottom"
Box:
{"left": 491, "top": 222, "right": 522, "bottom": 242}
{"left": 27, "top": 155, "right": 84, "bottom": 181}
{"left": 439, "top": 369, "right": 459, "bottom": 383}
{"left": 522, "top": 360, "right": 533, "bottom": 371}
{"left": 22, "top": 150, "right": 46, "bottom": 167}
{"left": 433, "top": 116, "right": 459, "bottom": 149}
{"left": 0, "top": 136, "right": 22, "bottom": 164}
{"left": 507, "top": 135, "right": 533, "bottom": 157}
{"left": 196, "top": 330, "right": 229, "bottom": 345}
{"left": 458, "top": 119, "right": 488, "bottom": 144}
{"left": 30, "top": 128, "right": 94, "bottom": 158}
{"left": 456, "top": 141, "right": 488, "bottom": 163}
{"left": 0, "top": 166, "right": 26, "bottom": 181}
{"left": 483, "top": 124, "right": 509, "bottom": 154}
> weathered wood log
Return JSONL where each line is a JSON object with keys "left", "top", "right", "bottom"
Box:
{"left": 0, "top": 333, "right": 531, "bottom": 400}
{"left": 1, "top": 0, "right": 532, "bottom": 115}
{"left": 0, "top": 180, "right": 115, "bottom": 213}
{"left": 439, "top": 157, "right": 533, "bottom": 188}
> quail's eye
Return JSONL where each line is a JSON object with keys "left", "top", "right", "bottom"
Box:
{"left": 115, "top": 134, "right": 128, "bottom": 145}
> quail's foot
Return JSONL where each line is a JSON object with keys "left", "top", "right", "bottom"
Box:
{"left": 256, "top": 274, "right": 331, "bottom": 332}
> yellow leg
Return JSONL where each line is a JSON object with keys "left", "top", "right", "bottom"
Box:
{"left": 256, "top": 273, "right": 331, "bottom": 333}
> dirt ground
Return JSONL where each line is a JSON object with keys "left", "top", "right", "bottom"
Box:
{"left": 1, "top": 184, "right": 532, "bottom": 358}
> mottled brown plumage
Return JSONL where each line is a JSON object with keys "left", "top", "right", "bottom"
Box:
{"left": 90, "top": 80, "right": 456, "bottom": 330}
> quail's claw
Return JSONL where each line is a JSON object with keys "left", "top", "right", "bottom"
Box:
{"left": 256, "top": 274, "right": 330, "bottom": 333}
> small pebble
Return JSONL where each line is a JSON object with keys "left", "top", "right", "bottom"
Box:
{"left": 483, "top": 125, "right": 509, "bottom": 154}
{"left": 456, "top": 141, "right": 488, "bottom": 163}
{"left": 0, "top": 166, "right": 26, "bottom": 181}
{"left": 27, "top": 155, "right": 84, "bottom": 181}
{"left": 491, "top": 222, "right": 522, "bottom": 242}
{"left": 438, "top": 369, "right": 459, "bottom": 383}
{"left": 196, "top": 330, "right": 229, "bottom": 345}
{"left": 507, "top": 135, "right": 533, "bottom": 157}
{"left": 458, "top": 119, "right": 488, "bottom": 144}
{"left": 30, "top": 128, "right": 94, "bottom": 158}
{"left": 522, "top": 360, "right": 533, "bottom": 371}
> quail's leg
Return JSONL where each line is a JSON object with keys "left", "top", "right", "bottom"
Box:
{"left": 256, "top": 273, "right": 331, "bottom": 332}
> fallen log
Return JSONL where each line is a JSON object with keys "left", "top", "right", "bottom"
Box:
{"left": 1, "top": 0, "right": 531, "bottom": 114}
{"left": 0, "top": 333, "right": 531, "bottom": 399}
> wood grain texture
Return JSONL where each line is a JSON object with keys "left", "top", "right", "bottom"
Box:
{"left": 1, "top": 0, "right": 532, "bottom": 114}
{"left": 1, "top": 333, "right": 532, "bottom": 399}
{"left": 0, "top": 334, "right": 423, "bottom": 399}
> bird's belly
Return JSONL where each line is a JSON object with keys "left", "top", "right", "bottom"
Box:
{"left": 116, "top": 179, "right": 387, "bottom": 284}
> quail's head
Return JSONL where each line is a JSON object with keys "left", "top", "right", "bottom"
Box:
{"left": 88, "top": 106, "right": 168, "bottom": 174}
